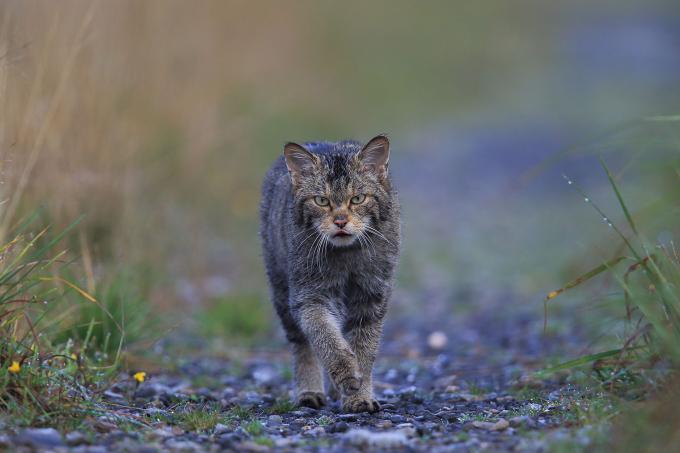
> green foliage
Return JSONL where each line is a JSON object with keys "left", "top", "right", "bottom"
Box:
{"left": 242, "top": 419, "right": 264, "bottom": 436}
{"left": 269, "top": 398, "right": 296, "bottom": 415}
{"left": 54, "top": 267, "right": 157, "bottom": 358}
{"left": 543, "top": 160, "right": 680, "bottom": 378}
{"left": 0, "top": 217, "right": 120, "bottom": 430}
{"left": 174, "top": 406, "right": 223, "bottom": 432}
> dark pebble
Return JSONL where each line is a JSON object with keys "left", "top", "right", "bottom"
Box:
{"left": 327, "top": 422, "right": 350, "bottom": 433}
{"left": 15, "top": 428, "right": 64, "bottom": 448}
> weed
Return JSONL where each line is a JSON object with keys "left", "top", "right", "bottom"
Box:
{"left": 243, "top": 419, "right": 264, "bottom": 436}
{"left": 315, "top": 415, "right": 333, "bottom": 426}
{"left": 269, "top": 398, "right": 296, "bottom": 415}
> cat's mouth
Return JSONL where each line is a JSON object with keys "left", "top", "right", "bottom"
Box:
{"left": 334, "top": 230, "right": 352, "bottom": 237}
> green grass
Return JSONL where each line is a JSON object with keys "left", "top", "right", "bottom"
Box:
{"left": 0, "top": 214, "right": 157, "bottom": 433}
{"left": 269, "top": 398, "right": 296, "bottom": 415}
{"left": 543, "top": 160, "right": 680, "bottom": 379}
{"left": 0, "top": 216, "right": 128, "bottom": 431}
{"left": 53, "top": 267, "right": 157, "bottom": 358}
{"left": 174, "top": 407, "right": 223, "bottom": 432}
{"left": 242, "top": 419, "right": 264, "bottom": 436}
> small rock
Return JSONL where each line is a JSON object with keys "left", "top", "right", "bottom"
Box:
{"left": 217, "top": 432, "right": 245, "bottom": 448}
{"left": 214, "top": 423, "right": 231, "bottom": 435}
{"left": 16, "top": 428, "right": 64, "bottom": 448}
{"left": 491, "top": 418, "right": 510, "bottom": 431}
{"left": 337, "top": 413, "right": 359, "bottom": 422}
{"left": 327, "top": 422, "right": 349, "bottom": 433}
{"left": 134, "top": 385, "right": 157, "bottom": 399}
{"left": 375, "top": 420, "right": 393, "bottom": 429}
{"left": 344, "top": 429, "right": 409, "bottom": 448}
{"left": 427, "top": 331, "right": 448, "bottom": 350}
{"left": 72, "top": 446, "right": 108, "bottom": 453}
{"left": 149, "top": 428, "right": 174, "bottom": 439}
{"left": 472, "top": 418, "right": 509, "bottom": 431}
{"left": 389, "top": 415, "right": 406, "bottom": 423}
{"left": 93, "top": 418, "right": 118, "bottom": 433}
{"left": 0, "top": 435, "right": 9, "bottom": 448}
{"left": 236, "top": 440, "right": 270, "bottom": 452}
{"left": 267, "top": 415, "right": 283, "bottom": 426}
{"left": 304, "top": 427, "right": 325, "bottom": 436}
{"left": 103, "top": 390, "right": 126, "bottom": 403}
{"left": 65, "top": 431, "right": 89, "bottom": 446}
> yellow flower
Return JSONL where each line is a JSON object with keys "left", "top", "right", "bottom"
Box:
{"left": 8, "top": 361, "right": 21, "bottom": 373}
{"left": 546, "top": 290, "right": 560, "bottom": 300}
{"left": 70, "top": 353, "right": 78, "bottom": 361}
{"left": 133, "top": 371, "right": 146, "bottom": 383}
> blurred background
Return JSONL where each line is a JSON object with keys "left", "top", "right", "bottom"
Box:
{"left": 1, "top": 0, "right": 679, "bottom": 354}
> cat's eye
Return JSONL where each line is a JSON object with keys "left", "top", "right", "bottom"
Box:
{"left": 350, "top": 194, "right": 366, "bottom": 205}
{"left": 314, "top": 196, "right": 330, "bottom": 207}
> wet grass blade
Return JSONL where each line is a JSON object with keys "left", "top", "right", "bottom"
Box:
{"left": 545, "top": 256, "right": 627, "bottom": 301}
{"left": 536, "top": 347, "right": 643, "bottom": 377}
{"left": 600, "top": 158, "right": 639, "bottom": 236}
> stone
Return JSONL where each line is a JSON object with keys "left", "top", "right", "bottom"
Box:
{"left": 472, "top": 418, "right": 509, "bottom": 431}
{"left": 344, "top": 429, "right": 409, "bottom": 448}
{"left": 427, "top": 331, "right": 448, "bottom": 350}
{"left": 214, "top": 423, "right": 231, "bottom": 435}
{"left": 267, "top": 415, "right": 283, "bottom": 426}
{"left": 327, "top": 422, "right": 349, "bottom": 433}
{"left": 66, "top": 431, "right": 89, "bottom": 446}
{"left": 16, "top": 428, "right": 64, "bottom": 448}
{"left": 337, "top": 413, "right": 359, "bottom": 422}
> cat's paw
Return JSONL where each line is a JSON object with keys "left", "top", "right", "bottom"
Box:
{"left": 342, "top": 395, "right": 381, "bottom": 413}
{"left": 329, "top": 351, "right": 362, "bottom": 396}
{"left": 337, "top": 374, "right": 362, "bottom": 396}
{"left": 297, "top": 391, "right": 326, "bottom": 409}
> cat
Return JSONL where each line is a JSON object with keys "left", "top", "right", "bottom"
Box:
{"left": 260, "top": 134, "right": 401, "bottom": 413}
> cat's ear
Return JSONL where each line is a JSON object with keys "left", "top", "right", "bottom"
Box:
{"left": 357, "top": 134, "right": 390, "bottom": 178}
{"left": 283, "top": 142, "right": 318, "bottom": 184}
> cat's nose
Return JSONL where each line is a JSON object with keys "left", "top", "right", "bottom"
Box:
{"left": 333, "top": 215, "right": 348, "bottom": 229}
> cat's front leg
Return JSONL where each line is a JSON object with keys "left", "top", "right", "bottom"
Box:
{"left": 296, "top": 302, "right": 362, "bottom": 397}
{"left": 291, "top": 340, "right": 327, "bottom": 409}
{"left": 342, "top": 315, "right": 384, "bottom": 413}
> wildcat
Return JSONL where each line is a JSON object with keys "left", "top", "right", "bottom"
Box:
{"left": 260, "top": 135, "right": 400, "bottom": 413}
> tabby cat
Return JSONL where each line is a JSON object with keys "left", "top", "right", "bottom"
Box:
{"left": 260, "top": 135, "right": 400, "bottom": 413}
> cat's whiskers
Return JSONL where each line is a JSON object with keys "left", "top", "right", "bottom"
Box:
{"left": 364, "top": 224, "right": 396, "bottom": 248}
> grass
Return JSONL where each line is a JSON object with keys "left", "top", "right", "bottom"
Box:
{"left": 242, "top": 419, "right": 265, "bottom": 436}
{"left": 0, "top": 216, "right": 131, "bottom": 431}
{"left": 269, "top": 398, "right": 296, "bottom": 415}
{"left": 539, "top": 152, "right": 680, "bottom": 449}
{"left": 542, "top": 160, "right": 680, "bottom": 380}
{"left": 174, "top": 406, "right": 223, "bottom": 432}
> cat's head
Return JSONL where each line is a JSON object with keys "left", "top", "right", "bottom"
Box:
{"left": 284, "top": 135, "right": 392, "bottom": 247}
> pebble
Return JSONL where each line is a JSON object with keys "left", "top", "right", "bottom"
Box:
{"left": 327, "top": 422, "right": 350, "bottom": 433}
{"left": 375, "top": 420, "right": 393, "bottom": 429}
{"left": 471, "top": 418, "right": 510, "bottom": 431}
{"left": 165, "top": 439, "right": 202, "bottom": 451}
{"left": 66, "top": 431, "right": 89, "bottom": 446}
{"left": 267, "top": 414, "right": 283, "bottom": 426}
{"left": 344, "top": 429, "right": 409, "bottom": 448}
{"left": 337, "top": 413, "right": 359, "bottom": 422}
{"left": 214, "top": 423, "right": 231, "bottom": 435}
{"left": 427, "top": 331, "right": 448, "bottom": 350}
{"left": 15, "top": 428, "right": 64, "bottom": 448}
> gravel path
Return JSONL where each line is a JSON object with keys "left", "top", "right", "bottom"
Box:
{"left": 3, "top": 302, "right": 595, "bottom": 452}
